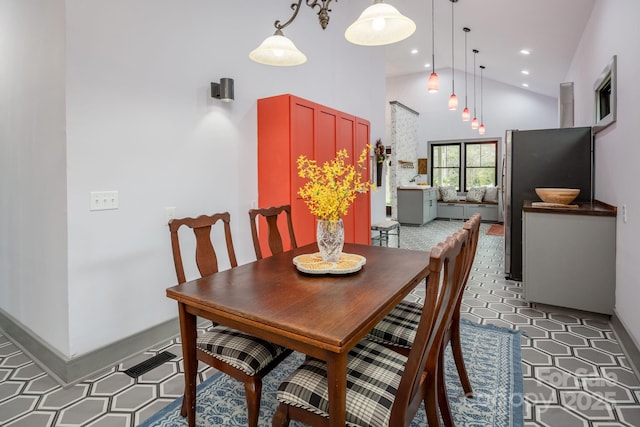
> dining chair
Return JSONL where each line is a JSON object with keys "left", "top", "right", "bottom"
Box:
{"left": 365, "top": 214, "right": 482, "bottom": 423}
{"left": 248, "top": 204, "right": 297, "bottom": 260}
{"left": 168, "top": 212, "right": 292, "bottom": 427}
{"left": 272, "top": 229, "right": 468, "bottom": 427}
{"left": 437, "top": 214, "right": 481, "bottom": 424}
{"left": 446, "top": 214, "right": 481, "bottom": 394}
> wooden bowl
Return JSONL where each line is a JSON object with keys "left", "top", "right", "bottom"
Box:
{"left": 535, "top": 188, "right": 580, "bottom": 204}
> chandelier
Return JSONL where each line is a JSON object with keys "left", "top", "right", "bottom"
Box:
{"left": 250, "top": 1, "right": 416, "bottom": 66}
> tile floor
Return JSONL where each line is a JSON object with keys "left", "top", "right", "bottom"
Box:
{"left": 1, "top": 220, "right": 639, "bottom": 426}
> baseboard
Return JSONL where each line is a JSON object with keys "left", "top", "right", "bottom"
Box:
{"left": 610, "top": 310, "right": 640, "bottom": 382}
{"left": 0, "top": 308, "right": 185, "bottom": 386}
{"left": 5, "top": 305, "right": 636, "bottom": 387}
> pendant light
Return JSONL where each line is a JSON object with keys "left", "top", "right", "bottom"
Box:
{"left": 461, "top": 28, "right": 471, "bottom": 121}
{"left": 479, "top": 65, "right": 486, "bottom": 135}
{"left": 250, "top": 1, "right": 321, "bottom": 67}
{"left": 447, "top": 0, "right": 458, "bottom": 110}
{"left": 471, "top": 49, "right": 479, "bottom": 130}
{"left": 427, "top": 0, "right": 439, "bottom": 93}
{"left": 345, "top": 0, "right": 416, "bottom": 46}
{"left": 250, "top": 29, "right": 307, "bottom": 66}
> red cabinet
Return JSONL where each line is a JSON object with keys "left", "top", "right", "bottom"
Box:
{"left": 258, "top": 94, "right": 371, "bottom": 248}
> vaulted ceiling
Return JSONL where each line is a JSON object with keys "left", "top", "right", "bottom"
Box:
{"left": 382, "top": 0, "right": 595, "bottom": 98}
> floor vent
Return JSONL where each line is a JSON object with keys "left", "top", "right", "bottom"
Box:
{"left": 124, "top": 351, "right": 176, "bottom": 378}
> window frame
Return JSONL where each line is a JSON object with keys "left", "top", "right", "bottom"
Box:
{"left": 430, "top": 143, "right": 461, "bottom": 190}
{"left": 429, "top": 139, "right": 499, "bottom": 193}
{"left": 463, "top": 141, "right": 498, "bottom": 191}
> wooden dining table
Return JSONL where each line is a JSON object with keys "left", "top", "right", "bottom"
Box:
{"left": 166, "top": 242, "right": 430, "bottom": 427}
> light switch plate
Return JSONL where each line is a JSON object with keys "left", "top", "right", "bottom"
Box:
{"left": 90, "top": 191, "right": 119, "bottom": 211}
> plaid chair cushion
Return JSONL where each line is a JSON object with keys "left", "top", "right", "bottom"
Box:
{"left": 277, "top": 340, "right": 407, "bottom": 427}
{"left": 197, "top": 326, "right": 288, "bottom": 376}
{"left": 366, "top": 300, "right": 422, "bottom": 349}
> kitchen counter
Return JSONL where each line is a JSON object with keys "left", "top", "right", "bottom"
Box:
{"left": 397, "top": 187, "right": 438, "bottom": 225}
{"left": 523, "top": 200, "right": 616, "bottom": 217}
{"left": 397, "top": 185, "right": 432, "bottom": 190}
{"left": 522, "top": 199, "right": 617, "bottom": 314}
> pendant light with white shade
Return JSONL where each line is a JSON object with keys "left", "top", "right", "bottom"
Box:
{"left": 447, "top": 0, "right": 458, "bottom": 110}
{"left": 478, "top": 65, "right": 486, "bottom": 135}
{"left": 461, "top": 27, "right": 471, "bottom": 121}
{"left": 345, "top": 0, "right": 416, "bottom": 46}
{"left": 249, "top": 29, "right": 307, "bottom": 66}
{"left": 471, "top": 49, "right": 479, "bottom": 130}
{"left": 427, "top": 0, "right": 439, "bottom": 93}
{"left": 249, "top": 1, "right": 312, "bottom": 66}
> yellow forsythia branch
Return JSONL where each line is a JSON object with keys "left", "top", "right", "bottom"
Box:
{"left": 297, "top": 146, "right": 373, "bottom": 221}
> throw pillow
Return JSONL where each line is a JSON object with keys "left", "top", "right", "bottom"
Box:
{"left": 441, "top": 187, "right": 459, "bottom": 202}
{"left": 466, "top": 186, "right": 486, "bottom": 203}
{"left": 484, "top": 185, "right": 499, "bottom": 203}
{"left": 437, "top": 185, "right": 454, "bottom": 201}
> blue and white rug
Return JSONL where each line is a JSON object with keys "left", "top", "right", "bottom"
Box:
{"left": 139, "top": 320, "right": 523, "bottom": 426}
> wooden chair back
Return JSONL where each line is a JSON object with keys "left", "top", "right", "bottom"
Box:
{"left": 390, "top": 229, "right": 468, "bottom": 424}
{"left": 435, "top": 214, "right": 483, "bottom": 420}
{"left": 462, "top": 213, "right": 482, "bottom": 285}
{"left": 168, "top": 212, "right": 238, "bottom": 284}
{"left": 449, "top": 213, "right": 481, "bottom": 317}
{"left": 249, "top": 205, "right": 297, "bottom": 260}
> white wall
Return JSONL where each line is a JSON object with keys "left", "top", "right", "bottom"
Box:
{"left": 0, "top": 1, "right": 70, "bottom": 354}
{"left": 565, "top": 0, "right": 640, "bottom": 346}
{"left": 2, "top": 0, "right": 386, "bottom": 358}
{"left": 7, "top": 0, "right": 635, "bottom": 362}
{"left": 386, "top": 68, "right": 558, "bottom": 159}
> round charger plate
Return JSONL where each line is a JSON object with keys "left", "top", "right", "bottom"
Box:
{"left": 293, "top": 252, "right": 366, "bottom": 275}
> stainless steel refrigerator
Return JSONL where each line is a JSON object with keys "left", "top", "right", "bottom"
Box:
{"left": 504, "top": 127, "right": 594, "bottom": 281}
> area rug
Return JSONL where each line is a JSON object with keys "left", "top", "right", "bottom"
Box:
{"left": 139, "top": 320, "right": 523, "bottom": 427}
{"left": 486, "top": 224, "right": 504, "bottom": 236}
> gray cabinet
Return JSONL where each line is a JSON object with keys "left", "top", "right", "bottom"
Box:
{"left": 463, "top": 204, "right": 499, "bottom": 222}
{"left": 523, "top": 205, "right": 616, "bottom": 315}
{"left": 426, "top": 189, "right": 438, "bottom": 221}
{"left": 437, "top": 202, "right": 499, "bottom": 221}
{"left": 398, "top": 188, "right": 438, "bottom": 225}
{"left": 437, "top": 203, "right": 465, "bottom": 220}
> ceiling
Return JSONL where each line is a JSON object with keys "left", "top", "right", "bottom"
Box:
{"left": 380, "top": 0, "right": 595, "bottom": 98}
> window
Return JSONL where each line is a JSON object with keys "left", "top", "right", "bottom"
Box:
{"left": 430, "top": 140, "right": 498, "bottom": 192}
{"left": 431, "top": 144, "right": 461, "bottom": 190}
{"left": 465, "top": 142, "right": 497, "bottom": 191}
{"left": 593, "top": 55, "right": 617, "bottom": 132}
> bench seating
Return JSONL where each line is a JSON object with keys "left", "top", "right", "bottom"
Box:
{"left": 437, "top": 200, "right": 499, "bottom": 222}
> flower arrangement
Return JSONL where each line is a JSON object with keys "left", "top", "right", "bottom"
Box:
{"left": 297, "top": 147, "right": 372, "bottom": 222}
{"left": 374, "top": 139, "right": 386, "bottom": 163}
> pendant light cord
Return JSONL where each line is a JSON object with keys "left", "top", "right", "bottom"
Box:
{"left": 473, "top": 49, "right": 478, "bottom": 117}
{"left": 431, "top": 0, "right": 435, "bottom": 73}
{"left": 451, "top": 0, "right": 455, "bottom": 93}
{"left": 464, "top": 29, "right": 468, "bottom": 107}
{"left": 480, "top": 65, "right": 485, "bottom": 122}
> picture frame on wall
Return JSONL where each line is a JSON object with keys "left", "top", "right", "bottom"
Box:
{"left": 418, "top": 158, "right": 428, "bottom": 175}
{"left": 593, "top": 55, "right": 617, "bottom": 133}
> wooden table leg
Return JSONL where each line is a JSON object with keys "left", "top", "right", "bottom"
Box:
{"left": 178, "top": 303, "right": 197, "bottom": 427}
{"left": 326, "top": 352, "right": 347, "bottom": 427}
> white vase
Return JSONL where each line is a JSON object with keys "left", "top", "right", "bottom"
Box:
{"left": 316, "top": 219, "right": 344, "bottom": 262}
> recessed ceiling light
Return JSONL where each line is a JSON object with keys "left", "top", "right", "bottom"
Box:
{"left": 411, "top": 49, "right": 419, "bottom": 55}
{"left": 522, "top": 83, "right": 529, "bottom": 87}
{"left": 521, "top": 70, "right": 530, "bottom": 75}
{"left": 520, "top": 49, "right": 531, "bottom": 55}
{"left": 424, "top": 63, "right": 431, "bottom": 68}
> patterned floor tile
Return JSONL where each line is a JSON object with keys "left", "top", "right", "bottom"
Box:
{"left": 0, "top": 220, "right": 638, "bottom": 426}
